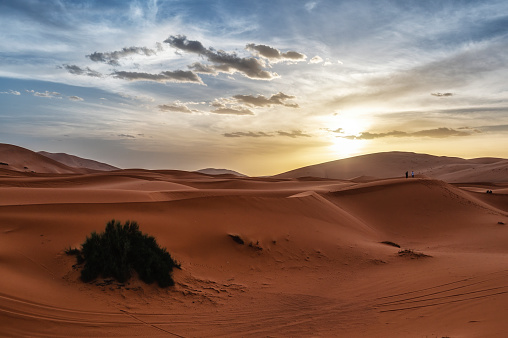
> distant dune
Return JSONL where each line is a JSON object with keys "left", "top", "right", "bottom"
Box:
{"left": 196, "top": 168, "right": 247, "bottom": 177}
{"left": 38, "top": 151, "right": 119, "bottom": 171}
{"left": 274, "top": 151, "right": 508, "bottom": 183}
{"left": 0, "top": 143, "right": 84, "bottom": 174}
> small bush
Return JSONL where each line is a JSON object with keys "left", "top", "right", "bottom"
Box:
{"left": 228, "top": 234, "right": 245, "bottom": 245}
{"left": 381, "top": 241, "right": 400, "bottom": 248}
{"left": 77, "top": 220, "right": 179, "bottom": 287}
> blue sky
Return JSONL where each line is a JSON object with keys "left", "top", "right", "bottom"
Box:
{"left": 1, "top": 0, "right": 508, "bottom": 175}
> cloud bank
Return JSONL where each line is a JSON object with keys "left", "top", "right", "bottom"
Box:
{"left": 165, "top": 35, "right": 277, "bottom": 80}
{"left": 345, "top": 127, "right": 475, "bottom": 140}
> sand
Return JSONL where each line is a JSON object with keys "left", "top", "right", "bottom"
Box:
{"left": 1, "top": 148, "right": 508, "bottom": 336}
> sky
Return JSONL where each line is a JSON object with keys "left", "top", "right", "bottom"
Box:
{"left": 1, "top": 0, "right": 508, "bottom": 176}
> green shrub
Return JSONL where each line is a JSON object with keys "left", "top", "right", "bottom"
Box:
{"left": 77, "top": 220, "right": 179, "bottom": 287}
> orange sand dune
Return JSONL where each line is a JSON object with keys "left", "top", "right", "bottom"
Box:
{"left": 1, "top": 149, "right": 508, "bottom": 336}
{"left": 274, "top": 151, "right": 508, "bottom": 183}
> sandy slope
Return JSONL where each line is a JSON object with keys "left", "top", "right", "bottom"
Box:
{"left": 0, "top": 144, "right": 85, "bottom": 174}
{"left": 38, "top": 151, "right": 119, "bottom": 171}
{"left": 1, "top": 154, "right": 508, "bottom": 336}
{"left": 274, "top": 151, "right": 508, "bottom": 183}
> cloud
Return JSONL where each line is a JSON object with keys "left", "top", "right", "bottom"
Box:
{"left": 309, "top": 56, "right": 323, "bottom": 64}
{"left": 26, "top": 90, "right": 61, "bottom": 98}
{"left": 210, "top": 107, "right": 254, "bottom": 115}
{"left": 431, "top": 92, "right": 454, "bottom": 97}
{"left": 223, "top": 131, "right": 273, "bottom": 137}
{"left": 245, "top": 43, "right": 306, "bottom": 62}
{"left": 87, "top": 46, "right": 157, "bottom": 66}
{"left": 62, "top": 64, "right": 102, "bottom": 77}
{"left": 112, "top": 70, "right": 203, "bottom": 84}
{"left": 118, "top": 134, "right": 136, "bottom": 138}
{"left": 223, "top": 130, "right": 311, "bottom": 138}
{"left": 0, "top": 90, "right": 21, "bottom": 95}
{"left": 305, "top": 1, "right": 318, "bottom": 11}
{"left": 277, "top": 130, "right": 311, "bottom": 138}
{"left": 232, "top": 92, "right": 299, "bottom": 108}
{"left": 164, "top": 35, "right": 277, "bottom": 80}
{"left": 158, "top": 104, "right": 194, "bottom": 113}
{"left": 69, "top": 96, "right": 84, "bottom": 101}
{"left": 345, "top": 127, "right": 473, "bottom": 140}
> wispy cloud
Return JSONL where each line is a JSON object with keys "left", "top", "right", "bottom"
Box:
{"left": 232, "top": 92, "right": 299, "bottom": 108}
{"left": 345, "top": 127, "right": 474, "bottom": 140}
{"left": 118, "top": 134, "right": 136, "bottom": 139}
{"left": 0, "top": 90, "right": 21, "bottom": 95}
{"left": 224, "top": 131, "right": 273, "bottom": 138}
{"left": 211, "top": 107, "right": 254, "bottom": 115}
{"left": 309, "top": 56, "right": 323, "bottom": 64}
{"left": 112, "top": 70, "right": 204, "bottom": 84}
{"left": 158, "top": 103, "right": 195, "bottom": 113}
{"left": 87, "top": 46, "right": 157, "bottom": 66}
{"left": 223, "top": 130, "right": 311, "bottom": 138}
{"left": 245, "top": 44, "right": 306, "bottom": 63}
{"left": 277, "top": 130, "right": 311, "bottom": 138}
{"left": 69, "top": 96, "right": 84, "bottom": 101}
{"left": 61, "top": 64, "right": 102, "bottom": 77}
{"left": 431, "top": 92, "right": 454, "bottom": 97}
{"left": 26, "top": 90, "right": 61, "bottom": 98}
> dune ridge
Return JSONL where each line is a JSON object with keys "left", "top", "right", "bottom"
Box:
{"left": 1, "top": 144, "right": 508, "bottom": 336}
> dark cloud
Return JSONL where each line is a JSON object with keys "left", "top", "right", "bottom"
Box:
{"left": 210, "top": 107, "right": 254, "bottom": 115}
{"left": 112, "top": 70, "right": 203, "bottom": 84}
{"left": 158, "top": 104, "right": 193, "bottom": 113}
{"left": 62, "top": 64, "right": 102, "bottom": 77}
{"left": 87, "top": 46, "right": 157, "bottom": 66}
{"left": 118, "top": 134, "right": 136, "bottom": 138}
{"left": 164, "top": 35, "right": 277, "bottom": 80}
{"left": 188, "top": 62, "right": 217, "bottom": 74}
{"left": 431, "top": 92, "right": 454, "bottom": 97}
{"left": 223, "top": 131, "right": 273, "bottom": 138}
{"left": 277, "top": 130, "right": 311, "bottom": 138}
{"left": 245, "top": 43, "right": 306, "bottom": 62}
{"left": 233, "top": 92, "right": 299, "bottom": 108}
{"left": 345, "top": 127, "right": 473, "bottom": 140}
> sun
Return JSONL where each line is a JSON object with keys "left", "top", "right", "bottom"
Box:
{"left": 324, "top": 110, "right": 372, "bottom": 158}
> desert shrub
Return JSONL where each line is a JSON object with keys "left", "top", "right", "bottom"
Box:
{"left": 78, "top": 220, "right": 179, "bottom": 287}
{"left": 380, "top": 241, "right": 400, "bottom": 248}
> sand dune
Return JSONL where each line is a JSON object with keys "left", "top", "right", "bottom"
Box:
{"left": 274, "top": 151, "right": 508, "bottom": 183}
{"left": 38, "top": 151, "right": 119, "bottom": 171}
{"left": 0, "top": 143, "right": 85, "bottom": 174}
{"left": 1, "top": 148, "right": 508, "bottom": 336}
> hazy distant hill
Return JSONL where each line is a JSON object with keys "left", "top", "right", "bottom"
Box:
{"left": 38, "top": 151, "right": 119, "bottom": 171}
{"left": 196, "top": 168, "right": 247, "bottom": 177}
{"left": 273, "top": 151, "right": 508, "bottom": 183}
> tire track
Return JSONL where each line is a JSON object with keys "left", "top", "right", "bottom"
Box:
{"left": 375, "top": 270, "right": 508, "bottom": 313}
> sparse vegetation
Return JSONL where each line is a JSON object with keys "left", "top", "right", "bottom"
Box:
{"left": 70, "top": 220, "right": 180, "bottom": 287}
{"left": 398, "top": 249, "right": 431, "bottom": 259}
{"left": 381, "top": 241, "right": 401, "bottom": 248}
{"left": 228, "top": 234, "right": 245, "bottom": 245}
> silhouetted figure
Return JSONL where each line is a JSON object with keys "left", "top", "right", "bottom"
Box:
{"left": 405, "top": 171, "right": 408, "bottom": 179}
{"left": 411, "top": 171, "right": 414, "bottom": 178}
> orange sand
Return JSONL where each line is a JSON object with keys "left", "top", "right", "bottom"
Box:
{"left": 1, "top": 146, "right": 508, "bottom": 337}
